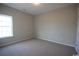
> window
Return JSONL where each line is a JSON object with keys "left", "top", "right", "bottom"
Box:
{"left": 0, "top": 14, "right": 13, "bottom": 38}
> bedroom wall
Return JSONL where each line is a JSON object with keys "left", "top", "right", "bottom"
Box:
{"left": 0, "top": 4, "right": 33, "bottom": 45}
{"left": 34, "top": 5, "right": 77, "bottom": 47}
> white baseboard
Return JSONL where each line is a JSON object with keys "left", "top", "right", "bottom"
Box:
{"left": 37, "top": 38, "right": 75, "bottom": 48}
{"left": 0, "top": 37, "right": 32, "bottom": 47}
{"left": 0, "top": 37, "right": 75, "bottom": 48}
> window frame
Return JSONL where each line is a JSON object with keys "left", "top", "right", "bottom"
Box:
{"left": 0, "top": 14, "right": 13, "bottom": 38}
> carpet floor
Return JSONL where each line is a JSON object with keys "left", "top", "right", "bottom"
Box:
{"left": 0, "top": 39, "right": 76, "bottom": 56}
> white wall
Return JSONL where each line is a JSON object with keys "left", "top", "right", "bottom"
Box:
{"left": 0, "top": 4, "right": 33, "bottom": 45}
{"left": 35, "top": 5, "right": 77, "bottom": 47}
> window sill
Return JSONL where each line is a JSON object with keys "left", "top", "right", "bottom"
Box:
{"left": 0, "top": 36, "right": 14, "bottom": 39}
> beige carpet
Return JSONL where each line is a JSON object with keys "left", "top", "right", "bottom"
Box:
{"left": 0, "top": 39, "right": 76, "bottom": 56}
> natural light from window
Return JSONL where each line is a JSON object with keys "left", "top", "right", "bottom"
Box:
{"left": 0, "top": 14, "right": 13, "bottom": 38}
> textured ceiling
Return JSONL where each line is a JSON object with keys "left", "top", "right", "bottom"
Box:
{"left": 4, "top": 3, "right": 75, "bottom": 15}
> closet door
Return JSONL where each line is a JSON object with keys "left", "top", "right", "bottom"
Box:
{"left": 76, "top": 4, "right": 79, "bottom": 55}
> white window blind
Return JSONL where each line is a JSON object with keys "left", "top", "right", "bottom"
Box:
{"left": 0, "top": 14, "right": 13, "bottom": 38}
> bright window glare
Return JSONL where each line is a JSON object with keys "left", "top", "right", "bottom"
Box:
{"left": 0, "top": 14, "right": 13, "bottom": 38}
